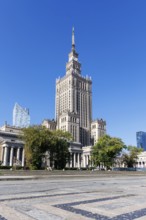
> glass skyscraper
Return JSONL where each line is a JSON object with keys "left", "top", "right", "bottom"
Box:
{"left": 136, "top": 131, "right": 146, "bottom": 151}
{"left": 13, "top": 103, "right": 30, "bottom": 128}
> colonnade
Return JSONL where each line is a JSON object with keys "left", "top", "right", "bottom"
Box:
{"left": 68, "top": 153, "right": 91, "bottom": 168}
{"left": 83, "top": 154, "right": 90, "bottom": 167}
{"left": 2, "top": 147, "right": 91, "bottom": 168}
{"left": 137, "top": 161, "right": 146, "bottom": 168}
{"left": 2, "top": 145, "right": 24, "bottom": 166}
{"left": 69, "top": 152, "right": 82, "bottom": 168}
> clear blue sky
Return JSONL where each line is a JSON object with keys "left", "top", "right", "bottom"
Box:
{"left": 0, "top": 0, "right": 146, "bottom": 146}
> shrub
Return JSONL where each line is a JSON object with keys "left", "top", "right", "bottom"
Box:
{"left": 0, "top": 166, "right": 12, "bottom": 169}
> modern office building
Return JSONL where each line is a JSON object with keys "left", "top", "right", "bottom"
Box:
{"left": 136, "top": 131, "right": 146, "bottom": 151}
{"left": 13, "top": 103, "right": 30, "bottom": 128}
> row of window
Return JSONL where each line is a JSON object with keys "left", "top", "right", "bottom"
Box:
{"left": 70, "top": 117, "right": 78, "bottom": 123}
{"left": 91, "top": 124, "right": 105, "bottom": 129}
{"left": 61, "top": 125, "right": 66, "bottom": 131}
{"left": 61, "top": 117, "right": 66, "bottom": 123}
{"left": 70, "top": 125, "right": 77, "bottom": 142}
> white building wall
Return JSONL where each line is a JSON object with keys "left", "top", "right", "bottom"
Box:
{"left": 137, "top": 151, "right": 146, "bottom": 168}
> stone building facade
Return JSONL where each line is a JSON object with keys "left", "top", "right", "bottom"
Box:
{"left": 42, "top": 119, "right": 57, "bottom": 131}
{"left": 91, "top": 119, "right": 106, "bottom": 145}
{"left": 56, "top": 28, "right": 92, "bottom": 146}
{"left": 0, "top": 124, "right": 24, "bottom": 166}
{"left": 55, "top": 29, "right": 106, "bottom": 168}
{"left": 137, "top": 151, "right": 146, "bottom": 168}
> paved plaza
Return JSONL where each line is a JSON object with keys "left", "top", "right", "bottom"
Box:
{"left": 0, "top": 172, "right": 146, "bottom": 219}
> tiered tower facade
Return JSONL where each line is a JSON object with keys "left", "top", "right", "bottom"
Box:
{"left": 56, "top": 28, "right": 92, "bottom": 146}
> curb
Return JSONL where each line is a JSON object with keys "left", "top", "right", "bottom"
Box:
{"left": 0, "top": 176, "right": 38, "bottom": 181}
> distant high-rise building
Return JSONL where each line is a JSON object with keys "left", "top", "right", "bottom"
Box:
{"left": 13, "top": 103, "right": 30, "bottom": 128}
{"left": 136, "top": 131, "right": 146, "bottom": 151}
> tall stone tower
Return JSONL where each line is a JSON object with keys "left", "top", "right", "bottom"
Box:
{"left": 55, "top": 28, "right": 92, "bottom": 146}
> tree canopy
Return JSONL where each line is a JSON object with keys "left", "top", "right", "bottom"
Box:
{"left": 48, "top": 129, "right": 72, "bottom": 169}
{"left": 121, "top": 146, "right": 143, "bottom": 168}
{"left": 91, "top": 135, "right": 125, "bottom": 169}
{"left": 21, "top": 126, "right": 72, "bottom": 170}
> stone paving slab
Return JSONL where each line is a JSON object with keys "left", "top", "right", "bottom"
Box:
{"left": 0, "top": 174, "right": 146, "bottom": 219}
{"left": 0, "top": 205, "right": 33, "bottom": 220}
{"left": 0, "top": 215, "right": 7, "bottom": 220}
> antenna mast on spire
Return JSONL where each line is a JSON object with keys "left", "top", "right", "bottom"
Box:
{"left": 72, "top": 27, "right": 75, "bottom": 51}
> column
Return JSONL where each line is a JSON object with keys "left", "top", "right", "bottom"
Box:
{"left": 83, "top": 155, "right": 85, "bottom": 168}
{"left": 80, "top": 154, "right": 83, "bottom": 167}
{"left": 77, "top": 153, "right": 80, "bottom": 168}
{"left": 83, "top": 155, "right": 86, "bottom": 167}
{"left": 10, "top": 147, "right": 14, "bottom": 166}
{"left": 17, "top": 148, "right": 20, "bottom": 162}
{"left": 73, "top": 153, "right": 76, "bottom": 168}
{"left": 70, "top": 153, "right": 72, "bottom": 168}
{"left": 87, "top": 155, "right": 89, "bottom": 166}
{"left": 22, "top": 148, "right": 25, "bottom": 167}
{"left": 80, "top": 153, "right": 82, "bottom": 168}
{"left": 85, "top": 155, "right": 88, "bottom": 167}
{"left": 3, "top": 146, "right": 8, "bottom": 166}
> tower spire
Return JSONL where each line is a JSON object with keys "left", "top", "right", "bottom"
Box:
{"left": 72, "top": 27, "right": 75, "bottom": 51}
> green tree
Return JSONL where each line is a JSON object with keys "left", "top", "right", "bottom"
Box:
{"left": 21, "top": 126, "right": 52, "bottom": 169}
{"left": 21, "top": 126, "right": 72, "bottom": 170}
{"left": 122, "top": 146, "right": 143, "bottom": 168}
{"left": 91, "top": 135, "right": 125, "bottom": 169}
{"left": 51, "top": 138, "right": 70, "bottom": 169}
{"left": 49, "top": 130, "right": 72, "bottom": 169}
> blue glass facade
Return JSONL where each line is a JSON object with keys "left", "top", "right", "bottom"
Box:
{"left": 13, "top": 103, "right": 30, "bottom": 128}
{"left": 136, "top": 131, "right": 146, "bottom": 151}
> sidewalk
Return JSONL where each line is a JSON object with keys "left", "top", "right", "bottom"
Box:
{"left": 0, "top": 176, "right": 37, "bottom": 181}
{"left": 0, "top": 170, "right": 146, "bottom": 181}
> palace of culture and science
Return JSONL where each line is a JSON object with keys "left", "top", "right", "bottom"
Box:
{"left": 0, "top": 29, "right": 106, "bottom": 168}
{"left": 56, "top": 28, "right": 92, "bottom": 146}
{"left": 43, "top": 28, "right": 106, "bottom": 168}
